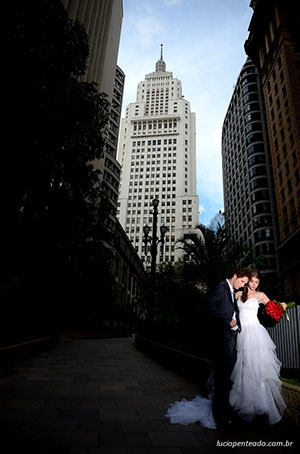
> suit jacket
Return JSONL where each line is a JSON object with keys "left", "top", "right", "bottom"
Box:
{"left": 207, "top": 281, "right": 240, "bottom": 352}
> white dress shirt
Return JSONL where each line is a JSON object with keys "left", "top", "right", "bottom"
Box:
{"left": 226, "top": 279, "right": 238, "bottom": 331}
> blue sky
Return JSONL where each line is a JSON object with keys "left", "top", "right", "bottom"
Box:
{"left": 117, "top": 0, "right": 253, "bottom": 225}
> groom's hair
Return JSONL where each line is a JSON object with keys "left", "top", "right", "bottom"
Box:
{"left": 228, "top": 266, "right": 249, "bottom": 278}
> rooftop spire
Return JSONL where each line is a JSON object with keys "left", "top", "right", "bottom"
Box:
{"left": 155, "top": 43, "right": 166, "bottom": 72}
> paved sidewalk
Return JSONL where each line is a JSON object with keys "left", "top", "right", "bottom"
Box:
{"left": 0, "top": 337, "right": 298, "bottom": 454}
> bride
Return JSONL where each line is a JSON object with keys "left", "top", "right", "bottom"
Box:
{"left": 165, "top": 269, "right": 286, "bottom": 429}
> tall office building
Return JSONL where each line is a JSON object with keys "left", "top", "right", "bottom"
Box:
{"left": 61, "top": 0, "right": 123, "bottom": 102}
{"left": 62, "top": 0, "right": 147, "bottom": 315}
{"left": 245, "top": 0, "right": 300, "bottom": 297}
{"left": 222, "top": 58, "right": 279, "bottom": 287}
{"left": 62, "top": 0, "right": 124, "bottom": 218}
{"left": 117, "top": 47, "right": 199, "bottom": 264}
{"left": 101, "top": 65, "right": 125, "bottom": 221}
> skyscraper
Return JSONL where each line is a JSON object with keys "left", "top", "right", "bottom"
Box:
{"left": 62, "top": 0, "right": 124, "bottom": 218}
{"left": 245, "top": 0, "right": 300, "bottom": 298}
{"left": 62, "top": 0, "right": 147, "bottom": 317}
{"left": 117, "top": 47, "right": 199, "bottom": 264}
{"left": 222, "top": 58, "right": 279, "bottom": 288}
{"left": 61, "top": 0, "right": 123, "bottom": 102}
{"left": 102, "top": 66, "right": 125, "bottom": 219}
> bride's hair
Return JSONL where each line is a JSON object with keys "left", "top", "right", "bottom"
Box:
{"left": 241, "top": 269, "right": 261, "bottom": 302}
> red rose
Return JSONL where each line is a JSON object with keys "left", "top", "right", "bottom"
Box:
{"left": 265, "top": 300, "right": 284, "bottom": 323}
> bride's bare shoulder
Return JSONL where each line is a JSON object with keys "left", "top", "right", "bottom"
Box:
{"left": 257, "top": 291, "right": 269, "bottom": 304}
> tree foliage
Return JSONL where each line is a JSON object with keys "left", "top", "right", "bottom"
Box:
{"left": 154, "top": 262, "right": 204, "bottom": 322}
{"left": 139, "top": 261, "right": 210, "bottom": 357}
{"left": 176, "top": 212, "right": 249, "bottom": 292}
{"left": 1, "top": 0, "right": 115, "bottom": 338}
{"left": 143, "top": 213, "right": 250, "bottom": 357}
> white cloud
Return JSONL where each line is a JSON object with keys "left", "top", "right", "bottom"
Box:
{"left": 135, "top": 15, "right": 162, "bottom": 49}
{"left": 163, "top": 0, "right": 181, "bottom": 5}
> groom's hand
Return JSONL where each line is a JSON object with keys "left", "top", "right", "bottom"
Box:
{"left": 229, "top": 319, "right": 237, "bottom": 327}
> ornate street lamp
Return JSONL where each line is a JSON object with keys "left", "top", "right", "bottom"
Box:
{"left": 159, "top": 224, "right": 168, "bottom": 261}
{"left": 143, "top": 198, "right": 168, "bottom": 321}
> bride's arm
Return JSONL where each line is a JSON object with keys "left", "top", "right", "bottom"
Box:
{"left": 258, "top": 292, "right": 269, "bottom": 304}
{"left": 258, "top": 292, "right": 287, "bottom": 308}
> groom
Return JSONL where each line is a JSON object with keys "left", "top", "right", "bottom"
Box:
{"left": 207, "top": 266, "right": 249, "bottom": 427}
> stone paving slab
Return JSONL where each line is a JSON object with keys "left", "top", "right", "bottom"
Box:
{"left": 0, "top": 337, "right": 299, "bottom": 453}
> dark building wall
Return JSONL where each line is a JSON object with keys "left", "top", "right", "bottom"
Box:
{"left": 222, "top": 58, "right": 280, "bottom": 290}
{"left": 245, "top": 0, "right": 300, "bottom": 298}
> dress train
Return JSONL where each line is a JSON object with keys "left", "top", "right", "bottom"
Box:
{"left": 165, "top": 372, "right": 216, "bottom": 429}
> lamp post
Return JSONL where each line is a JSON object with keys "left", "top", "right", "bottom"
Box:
{"left": 143, "top": 198, "right": 168, "bottom": 322}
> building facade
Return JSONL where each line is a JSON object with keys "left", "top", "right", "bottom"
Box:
{"left": 222, "top": 58, "right": 280, "bottom": 287}
{"left": 62, "top": 0, "right": 147, "bottom": 315}
{"left": 61, "top": 0, "right": 123, "bottom": 102}
{"left": 112, "top": 220, "right": 147, "bottom": 323}
{"left": 100, "top": 66, "right": 125, "bottom": 222}
{"left": 62, "top": 0, "right": 124, "bottom": 219}
{"left": 245, "top": 0, "right": 300, "bottom": 298}
{"left": 117, "top": 48, "right": 199, "bottom": 264}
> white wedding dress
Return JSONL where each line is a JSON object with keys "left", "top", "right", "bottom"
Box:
{"left": 229, "top": 297, "right": 286, "bottom": 425}
{"left": 165, "top": 297, "right": 286, "bottom": 428}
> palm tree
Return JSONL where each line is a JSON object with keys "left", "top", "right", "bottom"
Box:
{"left": 177, "top": 212, "right": 247, "bottom": 292}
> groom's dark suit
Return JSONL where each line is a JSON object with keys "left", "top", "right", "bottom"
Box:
{"left": 207, "top": 280, "right": 241, "bottom": 425}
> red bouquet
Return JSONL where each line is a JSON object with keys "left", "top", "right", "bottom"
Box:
{"left": 265, "top": 300, "right": 284, "bottom": 322}
{"left": 258, "top": 300, "right": 295, "bottom": 327}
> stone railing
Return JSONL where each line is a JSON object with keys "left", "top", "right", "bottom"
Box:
{"left": 0, "top": 335, "right": 59, "bottom": 371}
{"left": 281, "top": 382, "right": 300, "bottom": 428}
{"left": 134, "top": 335, "right": 213, "bottom": 389}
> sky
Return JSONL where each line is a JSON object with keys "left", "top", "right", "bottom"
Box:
{"left": 117, "top": 0, "right": 253, "bottom": 225}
